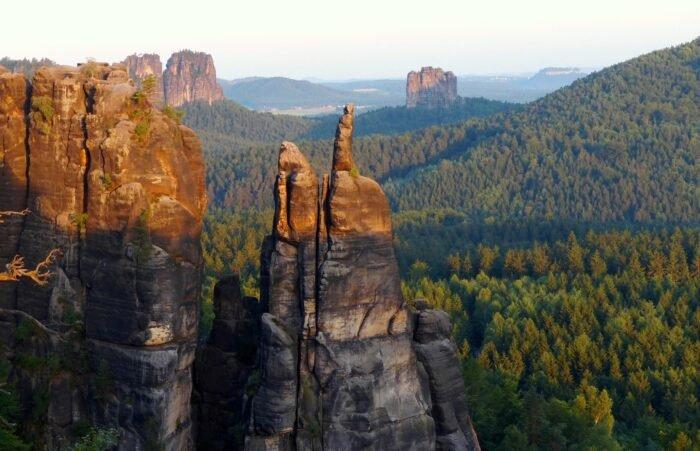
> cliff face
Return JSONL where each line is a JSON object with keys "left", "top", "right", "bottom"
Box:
{"left": 122, "top": 53, "right": 165, "bottom": 105}
{"left": 406, "top": 67, "right": 458, "bottom": 108}
{"left": 163, "top": 51, "right": 223, "bottom": 107}
{"left": 234, "top": 104, "right": 480, "bottom": 450}
{"left": 0, "top": 62, "right": 206, "bottom": 449}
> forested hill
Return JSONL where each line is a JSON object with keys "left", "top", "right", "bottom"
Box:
{"left": 182, "top": 96, "right": 512, "bottom": 142}
{"left": 183, "top": 97, "right": 513, "bottom": 209}
{"left": 384, "top": 38, "right": 700, "bottom": 223}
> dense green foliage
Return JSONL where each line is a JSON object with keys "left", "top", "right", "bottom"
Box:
{"left": 193, "top": 39, "right": 699, "bottom": 224}
{"left": 303, "top": 98, "right": 514, "bottom": 139}
{"left": 402, "top": 228, "right": 699, "bottom": 449}
{"left": 385, "top": 40, "right": 700, "bottom": 223}
{"left": 0, "top": 359, "right": 30, "bottom": 451}
{"left": 194, "top": 40, "right": 700, "bottom": 450}
{"left": 188, "top": 99, "right": 512, "bottom": 210}
{"left": 182, "top": 99, "right": 313, "bottom": 142}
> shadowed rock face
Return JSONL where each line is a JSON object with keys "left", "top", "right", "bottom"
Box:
{"left": 122, "top": 53, "right": 165, "bottom": 105}
{"left": 414, "top": 305, "right": 481, "bottom": 451}
{"left": 244, "top": 104, "right": 479, "bottom": 450}
{"left": 163, "top": 50, "right": 223, "bottom": 107}
{"left": 0, "top": 63, "right": 206, "bottom": 449}
{"left": 194, "top": 275, "right": 265, "bottom": 450}
{"left": 406, "top": 67, "right": 458, "bottom": 109}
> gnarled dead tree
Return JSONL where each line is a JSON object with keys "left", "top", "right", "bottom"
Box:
{"left": 0, "top": 210, "right": 61, "bottom": 285}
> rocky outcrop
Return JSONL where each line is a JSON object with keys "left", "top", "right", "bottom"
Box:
{"left": 122, "top": 53, "right": 165, "bottom": 105}
{"left": 414, "top": 303, "right": 481, "bottom": 451}
{"left": 406, "top": 67, "right": 458, "bottom": 108}
{"left": 193, "top": 275, "right": 265, "bottom": 450}
{"left": 163, "top": 50, "right": 223, "bottom": 107}
{"left": 0, "top": 62, "right": 206, "bottom": 449}
{"left": 242, "top": 104, "right": 479, "bottom": 450}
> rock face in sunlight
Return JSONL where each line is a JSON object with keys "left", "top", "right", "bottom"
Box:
{"left": 122, "top": 53, "right": 165, "bottom": 105}
{"left": 242, "top": 104, "right": 480, "bottom": 450}
{"left": 163, "top": 50, "right": 224, "bottom": 107}
{"left": 0, "top": 62, "right": 206, "bottom": 449}
{"left": 406, "top": 66, "right": 458, "bottom": 108}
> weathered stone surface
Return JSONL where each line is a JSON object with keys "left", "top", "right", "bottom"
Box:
{"left": 163, "top": 50, "right": 223, "bottom": 107}
{"left": 194, "top": 275, "right": 265, "bottom": 451}
{"left": 0, "top": 69, "right": 28, "bottom": 306}
{"left": 0, "top": 62, "right": 206, "bottom": 449}
{"left": 332, "top": 104, "right": 355, "bottom": 171}
{"left": 245, "top": 104, "right": 482, "bottom": 450}
{"left": 122, "top": 53, "right": 164, "bottom": 105}
{"left": 248, "top": 314, "right": 297, "bottom": 444}
{"left": 414, "top": 306, "right": 481, "bottom": 451}
{"left": 406, "top": 67, "right": 458, "bottom": 109}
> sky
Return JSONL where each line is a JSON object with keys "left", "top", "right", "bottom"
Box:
{"left": 2, "top": 0, "right": 698, "bottom": 80}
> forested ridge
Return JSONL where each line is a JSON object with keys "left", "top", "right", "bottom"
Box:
{"left": 192, "top": 39, "right": 700, "bottom": 450}
{"left": 185, "top": 98, "right": 513, "bottom": 209}
{"left": 384, "top": 39, "right": 700, "bottom": 223}
{"left": 192, "top": 39, "right": 699, "bottom": 223}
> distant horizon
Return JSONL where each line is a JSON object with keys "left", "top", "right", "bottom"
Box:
{"left": 1, "top": 0, "right": 697, "bottom": 79}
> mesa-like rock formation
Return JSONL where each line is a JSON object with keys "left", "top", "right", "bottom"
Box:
{"left": 235, "top": 104, "right": 479, "bottom": 450}
{"left": 122, "top": 53, "right": 165, "bottom": 105}
{"left": 406, "top": 67, "right": 458, "bottom": 108}
{"left": 0, "top": 62, "right": 206, "bottom": 449}
{"left": 163, "top": 50, "right": 223, "bottom": 107}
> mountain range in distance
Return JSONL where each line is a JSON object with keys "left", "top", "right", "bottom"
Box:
{"left": 218, "top": 67, "right": 590, "bottom": 115}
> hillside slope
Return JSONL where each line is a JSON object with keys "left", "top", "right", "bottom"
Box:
{"left": 384, "top": 38, "right": 700, "bottom": 223}
{"left": 219, "top": 76, "right": 401, "bottom": 110}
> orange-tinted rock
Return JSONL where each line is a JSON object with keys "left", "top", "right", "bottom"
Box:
{"left": 163, "top": 50, "right": 223, "bottom": 107}
{"left": 0, "top": 63, "right": 206, "bottom": 449}
{"left": 248, "top": 105, "right": 437, "bottom": 450}
{"left": 122, "top": 53, "right": 165, "bottom": 105}
{"left": 332, "top": 103, "right": 355, "bottom": 171}
{"left": 0, "top": 70, "right": 28, "bottom": 305}
{"left": 406, "top": 66, "right": 458, "bottom": 108}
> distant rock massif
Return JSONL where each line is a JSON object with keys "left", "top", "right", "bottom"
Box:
{"left": 194, "top": 105, "right": 480, "bottom": 450}
{"left": 406, "top": 67, "right": 458, "bottom": 108}
{"left": 123, "top": 50, "right": 223, "bottom": 107}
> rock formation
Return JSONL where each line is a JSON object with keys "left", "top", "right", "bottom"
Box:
{"left": 406, "top": 67, "right": 458, "bottom": 108}
{"left": 193, "top": 276, "right": 265, "bottom": 450}
{"left": 163, "top": 50, "right": 223, "bottom": 107}
{"left": 122, "top": 53, "right": 165, "bottom": 105}
{"left": 413, "top": 303, "right": 481, "bottom": 450}
{"left": 238, "top": 104, "right": 479, "bottom": 450}
{"left": 0, "top": 62, "right": 206, "bottom": 449}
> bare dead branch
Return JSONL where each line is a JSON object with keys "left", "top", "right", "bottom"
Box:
{"left": 0, "top": 249, "right": 61, "bottom": 285}
{"left": 0, "top": 209, "right": 30, "bottom": 224}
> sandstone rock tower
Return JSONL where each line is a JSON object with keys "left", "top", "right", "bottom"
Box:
{"left": 0, "top": 62, "right": 206, "bottom": 449}
{"left": 236, "top": 105, "right": 480, "bottom": 450}
{"left": 122, "top": 53, "right": 165, "bottom": 105}
{"left": 406, "top": 67, "right": 458, "bottom": 108}
{"left": 163, "top": 50, "right": 224, "bottom": 107}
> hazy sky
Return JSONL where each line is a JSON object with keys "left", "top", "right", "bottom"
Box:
{"left": 2, "top": 0, "right": 698, "bottom": 79}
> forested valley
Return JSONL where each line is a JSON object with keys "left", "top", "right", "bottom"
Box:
{"left": 193, "top": 38, "right": 699, "bottom": 449}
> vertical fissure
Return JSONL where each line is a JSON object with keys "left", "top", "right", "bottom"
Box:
{"left": 78, "top": 83, "right": 93, "bottom": 280}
